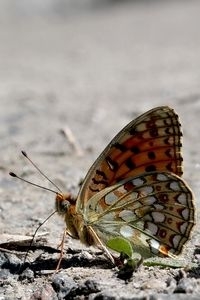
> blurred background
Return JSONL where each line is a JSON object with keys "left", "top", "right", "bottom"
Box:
{"left": 0, "top": 0, "right": 200, "bottom": 233}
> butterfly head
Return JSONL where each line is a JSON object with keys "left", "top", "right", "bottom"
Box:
{"left": 55, "top": 193, "right": 76, "bottom": 216}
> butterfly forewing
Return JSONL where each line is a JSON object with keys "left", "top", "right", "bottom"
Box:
{"left": 77, "top": 106, "right": 183, "bottom": 209}
{"left": 85, "top": 172, "right": 195, "bottom": 257}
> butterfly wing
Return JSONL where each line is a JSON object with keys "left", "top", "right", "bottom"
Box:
{"left": 84, "top": 172, "right": 195, "bottom": 257}
{"left": 77, "top": 106, "right": 183, "bottom": 210}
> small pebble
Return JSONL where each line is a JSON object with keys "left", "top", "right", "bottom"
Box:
{"left": 52, "top": 272, "right": 78, "bottom": 298}
{"left": 19, "top": 268, "right": 34, "bottom": 283}
{"left": 174, "top": 278, "right": 197, "bottom": 293}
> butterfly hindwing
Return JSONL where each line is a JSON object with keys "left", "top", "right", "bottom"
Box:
{"left": 84, "top": 172, "right": 195, "bottom": 257}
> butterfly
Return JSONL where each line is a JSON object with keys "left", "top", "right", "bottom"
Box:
{"left": 55, "top": 106, "right": 195, "bottom": 260}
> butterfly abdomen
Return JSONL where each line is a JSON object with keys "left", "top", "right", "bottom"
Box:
{"left": 70, "top": 212, "right": 95, "bottom": 246}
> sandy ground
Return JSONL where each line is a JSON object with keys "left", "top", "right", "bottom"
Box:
{"left": 0, "top": 0, "right": 200, "bottom": 299}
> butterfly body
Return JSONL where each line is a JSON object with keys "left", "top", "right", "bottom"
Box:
{"left": 56, "top": 193, "right": 95, "bottom": 246}
{"left": 56, "top": 106, "right": 195, "bottom": 259}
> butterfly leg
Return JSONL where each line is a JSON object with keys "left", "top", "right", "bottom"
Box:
{"left": 88, "top": 226, "right": 115, "bottom": 265}
{"left": 55, "top": 229, "right": 67, "bottom": 272}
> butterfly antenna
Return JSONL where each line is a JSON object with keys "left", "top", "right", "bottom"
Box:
{"left": 9, "top": 172, "right": 61, "bottom": 195}
{"left": 21, "top": 150, "right": 63, "bottom": 194}
{"left": 22, "top": 210, "right": 57, "bottom": 269}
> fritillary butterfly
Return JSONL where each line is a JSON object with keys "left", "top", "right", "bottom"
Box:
{"left": 56, "top": 106, "right": 195, "bottom": 259}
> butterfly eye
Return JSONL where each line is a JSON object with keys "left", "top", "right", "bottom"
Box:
{"left": 56, "top": 199, "right": 70, "bottom": 214}
{"left": 55, "top": 192, "right": 74, "bottom": 215}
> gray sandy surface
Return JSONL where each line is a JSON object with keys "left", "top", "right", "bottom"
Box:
{"left": 0, "top": 0, "right": 200, "bottom": 299}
